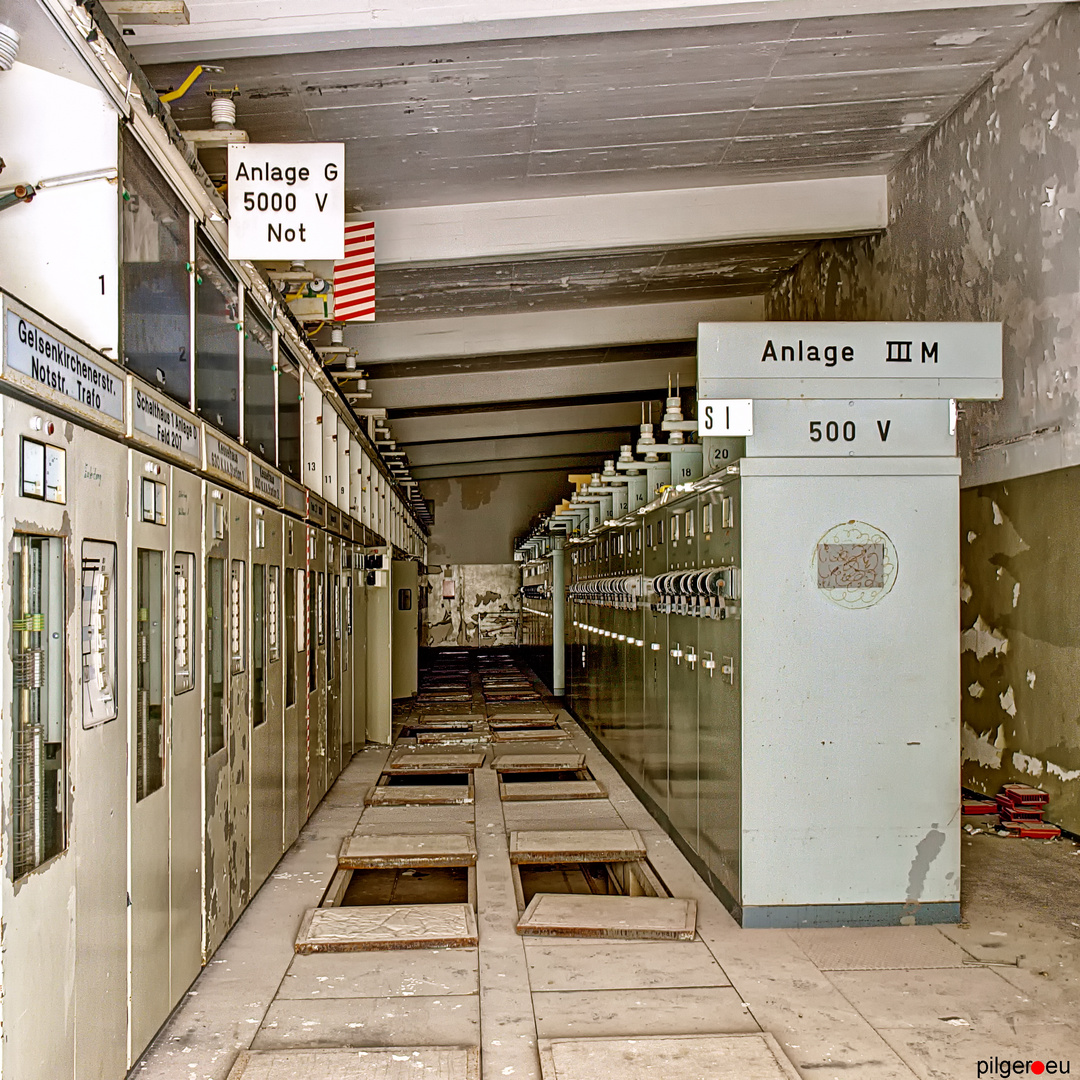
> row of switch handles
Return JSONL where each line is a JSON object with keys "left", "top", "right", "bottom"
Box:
{"left": 574, "top": 620, "right": 735, "bottom": 684}
{"left": 669, "top": 645, "right": 736, "bottom": 682}
{"left": 653, "top": 569, "right": 731, "bottom": 600}
{"left": 567, "top": 575, "right": 643, "bottom": 603}
{"left": 567, "top": 569, "right": 739, "bottom": 610}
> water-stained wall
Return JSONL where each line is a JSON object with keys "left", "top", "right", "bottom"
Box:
{"left": 767, "top": 8, "right": 1080, "bottom": 832}
{"left": 420, "top": 470, "right": 588, "bottom": 565}
{"left": 421, "top": 563, "right": 521, "bottom": 647}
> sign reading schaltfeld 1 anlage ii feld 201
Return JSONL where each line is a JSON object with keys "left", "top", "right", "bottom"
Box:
{"left": 227, "top": 143, "right": 345, "bottom": 260}
{"left": 698, "top": 322, "right": 1003, "bottom": 400}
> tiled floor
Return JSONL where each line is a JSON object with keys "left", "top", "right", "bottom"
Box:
{"left": 133, "top": 666, "right": 1080, "bottom": 1080}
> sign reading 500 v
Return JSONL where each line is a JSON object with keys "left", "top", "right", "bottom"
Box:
{"left": 228, "top": 143, "right": 345, "bottom": 260}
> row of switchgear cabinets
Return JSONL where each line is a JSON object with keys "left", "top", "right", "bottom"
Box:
{"left": 520, "top": 480, "right": 743, "bottom": 902}
{"left": 0, "top": 388, "right": 416, "bottom": 1080}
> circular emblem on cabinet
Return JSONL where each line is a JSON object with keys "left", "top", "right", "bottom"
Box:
{"left": 813, "top": 520, "right": 898, "bottom": 610}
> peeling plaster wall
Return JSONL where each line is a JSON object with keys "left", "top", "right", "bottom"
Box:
{"left": 417, "top": 470, "right": 574, "bottom": 643}
{"left": 421, "top": 563, "right": 521, "bottom": 648}
{"left": 766, "top": 8, "right": 1080, "bottom": 832}
{"left": 768, "top": 8, "right": 1080, "bottom": 486}
{"left": 958, "top": 473, "right": 1080, "bottom": 826}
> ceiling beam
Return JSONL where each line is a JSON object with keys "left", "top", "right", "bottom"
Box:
{"left": 413, "top": 454, "right": 611, "bottom": 481}
{"left": 367, "top": 353, "right": 693, "bottom": 411}
{"left": 407, "top": 431, "right": 627, "bottom": 467}
{"left": 391, "top": 400, "right": 646, "bottom": 445}
{"left": 370, "top": 177, "right": 887, "bottom": 266}
{"left": 350, "top": 296, "right": 760, "bottom": 364}
{"left": 131, "top": 1, "right": 1049, "bottom": 61}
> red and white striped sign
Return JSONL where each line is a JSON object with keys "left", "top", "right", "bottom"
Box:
{"left": 333, "top": 221, "right": 375, "bottom": 321}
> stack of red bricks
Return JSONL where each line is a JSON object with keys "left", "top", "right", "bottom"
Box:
{"left": 994, "top": 784, "right": 1060, "bottom": 838}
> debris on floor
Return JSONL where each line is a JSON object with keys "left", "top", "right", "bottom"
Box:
{"left": 994, "top": 784, "right": 1062, "bottom": 839}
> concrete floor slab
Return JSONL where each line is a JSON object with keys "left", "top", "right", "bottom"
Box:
{"left": 280, "top": 948, "right": 480, "bottom": 999}
{"left": 824, "top": 967, "right": 1038, "bottom": 1030}
{"left": 356, "top": 806, "right": 477, "bottom": 832}
{"left": 252, "top": 996, "right": 481, "bottom": 1050}
{"left": 227, "top": 1047, "right": 480, "bottom": 1080}
{"left": 501, "top": 804, "right": 628, "bottom": 832}
{"left": 531, "top": 987, "right": 759, "bottom": 1038}
{"left": 471, "top": 755, "right": 544, "bottom": 1080}
{"left": 133, "top": 671, "right": 1080, "bottom": 1080}
{"left": 934, "top": 923, "right": 1024, "bottom": 965}
{"left": 788, "top": 927, "right": 969, "bottom": 971}
{"left": 538, "top": 1034, "right": 800, "bottom": 1080}
{"left": 525, "top": 940, "right": 730, "bottom": 991}
{"left": 879, "top": 1024, "right": 1080, "bottom": 1080}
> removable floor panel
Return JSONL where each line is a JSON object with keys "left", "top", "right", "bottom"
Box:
{"left": 513, "top": 857, "right": 668, "bottom": 912}
{"left": 295, "top": 904, "right": 479, "bottom": 953}
{"left": 485, "top": 710, "right": 559, "bottom": 722}
{"left": 388, "top": 751, "right": 486, "bottom": 772}
{"left": 417, "top": 732, "right": 488, "bottom": 747}
{"left": 492, "top": 729, "right": 569, "bottom": 743}
{"left": 509, "top": 830, "right": 646, "bottom": 863}
{"left": 494, "top": 753, "right": 586, "bottom": 773}
{"left": 537, "top": 1034, "right": 799, "bottom": 1080}
{"left": 366, "top": 782, "right": 474, "bottom": 806}
{"left": 525, "top": 940, "right": 728, "bottom": 991}
{"left": 500, "top": 780, "right": 607, "bottom": 802}
{"left": 227, "top": 1047, "right": 480, "bottom": 1080}
{"left": 517, "top": 895, "right": 696, "bottom": 940}
{"left": 417, "top": 711, "right": 487, "bottom": 722}
{"left": 338, "top": 833, "right": 476, "bottom": 868}
{"left": 488, "top": 721, "right": 557, "bottom": 730}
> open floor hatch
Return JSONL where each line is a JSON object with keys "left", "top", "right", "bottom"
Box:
{"left": 323, "top": 833, "right": 478, "bottom": 910}
{"left": 366, "top": 772, "right": 475, "bottom": 806}
{"left": 508, "top": 830, "right": 696, "bottom": 940}
{"left": 496, "top": 756, "right": 605, "bottom": 801}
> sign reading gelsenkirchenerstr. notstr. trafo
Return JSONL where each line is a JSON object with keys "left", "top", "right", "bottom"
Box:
{"left": 2, "top": 299, "right": 125, "bottom": 432}
{"left": 227, "top": 143, "right": 345, "bottom": 260}
{"left": 697, "top": 322, "right": 1003, "bottom": 400}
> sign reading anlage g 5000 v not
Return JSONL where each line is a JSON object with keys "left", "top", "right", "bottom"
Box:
{"left": 227, "top": 143, "right": 345, "bottom": 260}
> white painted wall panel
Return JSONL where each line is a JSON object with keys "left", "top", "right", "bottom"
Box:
{"left": 740, "top": 464, "right": 960, "bottom": 909}
{"left": 0, "top": 62, "right": 118, "bottom": 355}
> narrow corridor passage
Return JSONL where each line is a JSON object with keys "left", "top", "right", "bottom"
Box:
{"left": 134, "top": 653, "right": 1080, "bottom": 1080}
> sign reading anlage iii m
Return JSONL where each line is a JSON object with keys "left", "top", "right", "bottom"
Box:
{"left": 227, "top": 143, "right": 345, "bottom": 260}
{"left": 698, "top": 322, "right": 1002, "bottom": 400}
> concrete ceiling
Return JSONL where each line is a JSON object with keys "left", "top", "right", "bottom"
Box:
{"left": 133, "top": 2, "right": 1056, "bottom": 534}
{"left": 370, "top": 239, "right": 815, "bottom": 320}
{"left": 143, "top": 7, "right": 1050, "bottom": 208}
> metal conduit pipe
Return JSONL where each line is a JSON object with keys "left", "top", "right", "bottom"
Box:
{"left": 552, "top": 533, "right": 566, "bottom": 696}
